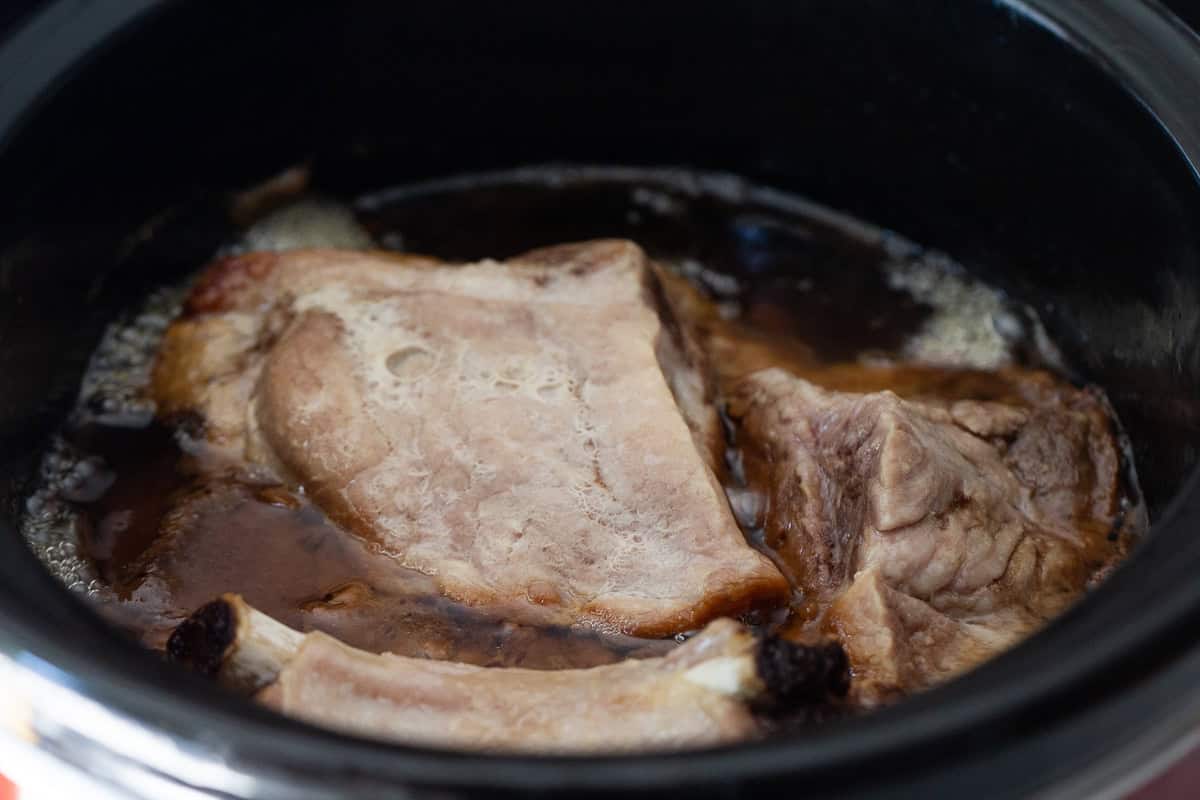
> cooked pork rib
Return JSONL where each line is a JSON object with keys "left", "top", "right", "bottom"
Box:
{"left": 729, "top": 368, "right": 1135, "bottom": 703}
{"left": 168, "top": 594, "right": 848, "bottom": 752}
{"left": 152, "top": 241, "right": 786, "bottom": 636}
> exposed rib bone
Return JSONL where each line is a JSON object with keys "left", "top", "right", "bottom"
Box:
{"left": 168, "top": 595, "right": 848, "bottom": 752}
{"left": 167, "top": 593, "right": 303, "bottom": 691}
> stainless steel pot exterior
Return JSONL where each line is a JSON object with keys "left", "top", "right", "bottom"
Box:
{"left": 2, "top": 1, "right": 1200, "bottom": 798}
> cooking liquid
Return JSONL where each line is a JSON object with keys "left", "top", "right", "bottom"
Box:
{"left": 20, "top": 167, "right": 1137, "bottom": 672}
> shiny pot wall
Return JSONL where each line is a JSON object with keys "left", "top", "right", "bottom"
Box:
{"left": 2, "top": 1, "right": 1200, "bottom": 797}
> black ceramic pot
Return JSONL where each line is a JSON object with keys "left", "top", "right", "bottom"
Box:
{"left": 2, "top": 2, "right": 1200, "bottom": 797}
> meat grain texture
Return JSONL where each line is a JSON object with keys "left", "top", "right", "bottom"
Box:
{"left": 728, "top": 367, "right": 1138, "bottom": 704}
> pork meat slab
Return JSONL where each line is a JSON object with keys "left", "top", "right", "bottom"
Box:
{"left": 728, "top": 367, "right": 1136, "bottom": 702}
{"left": 152, "top": 241, "right": 786, "bottom": 636}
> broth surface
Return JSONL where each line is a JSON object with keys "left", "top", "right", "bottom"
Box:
{"left": 20, "top": 166, "right": 1139, "bottom": 674}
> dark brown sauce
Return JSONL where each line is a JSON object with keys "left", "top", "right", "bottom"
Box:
{"left": 36, "top": 167, "right": 1138, "bottom": 674}
{"left": 73, "top": 423, "right": 667, "bottom": 665}
{"left": 353, "top": 169, "right": 941, "bottom": 363}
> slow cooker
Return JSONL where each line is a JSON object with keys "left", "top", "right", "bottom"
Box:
{"left": 2, "top": 1, "right": 1200, "bottom": 797}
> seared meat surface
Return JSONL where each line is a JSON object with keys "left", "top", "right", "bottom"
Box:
{"left": 728, "top": 367, "right": 1135, "bottom": 702}
{"left": 152, "top": 241, "right": 786, "bottom": 636}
